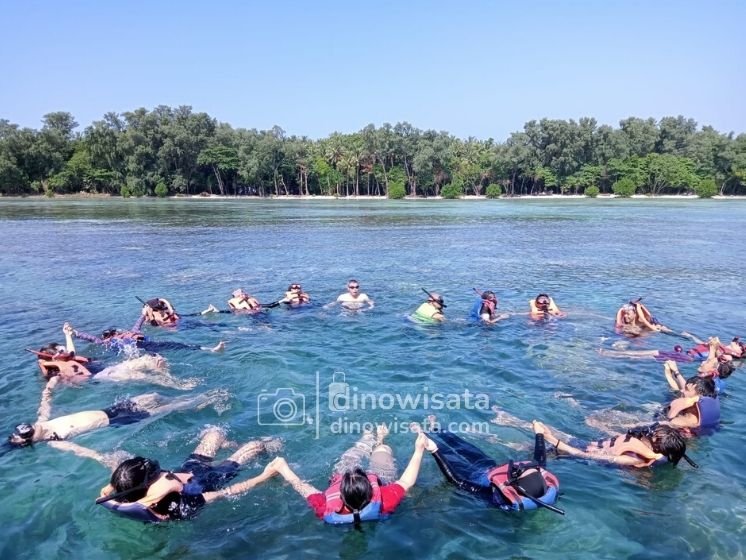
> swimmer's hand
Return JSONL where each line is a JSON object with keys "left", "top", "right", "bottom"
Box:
{"left": 99, "top": 483, "right": 114, "bottom": 499}
{"left": 414, "top": 432, "right": 428, "bottom": 452}
{"left": 265, "top": 457, "right": 289, "bottom": 477}
{"left": 63, "top": 322, "right": 74, "bottom": 336}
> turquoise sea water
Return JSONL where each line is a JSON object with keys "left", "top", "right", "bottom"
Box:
{"left": 0, "top": 198, "right": 744, "bottom": 559}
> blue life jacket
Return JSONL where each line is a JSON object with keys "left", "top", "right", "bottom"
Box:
{"left": 696, "top": 396, "right": 720, "bottom": 428}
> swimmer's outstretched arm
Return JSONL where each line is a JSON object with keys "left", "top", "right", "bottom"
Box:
{"left": 72, "top": 329, "right": 104, "bottom": 345}
{"left": 47, "top": 440, "right": 133, "bottom": 471}
{"left": 204, "top": 462, "right": 279, "bottom": 503}
{"left": 63, "top": 323, "right": 76, "bottom": 354}
{"left": 266, "top": 457, "right": 320, "bottom": 498}
{"left": 36, "top": 376, "right": 58, "bottom": 423}
{"left": 131, "top": 314, "right": 146, "bottom": 333}
{"left": 663, "top": 360, "right": 686, "bottom": 392}
{"left": 395, "top": 433, "right": 427, "bottom": 492}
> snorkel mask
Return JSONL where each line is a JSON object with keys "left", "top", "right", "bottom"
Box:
{"left": 8, "top": 423, "right": 35, "bottom": 447}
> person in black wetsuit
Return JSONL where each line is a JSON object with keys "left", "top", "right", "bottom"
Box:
{"left": 413, "top": 419, "right": 562, "bottom": 513}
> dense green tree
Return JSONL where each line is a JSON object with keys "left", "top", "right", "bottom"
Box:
{"left": 0, "top": 108, "right": 743, "bottom": 198}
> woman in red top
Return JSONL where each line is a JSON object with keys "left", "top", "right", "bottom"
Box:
{"left": 265, "top": 425, "right": 427, "bottom": 525}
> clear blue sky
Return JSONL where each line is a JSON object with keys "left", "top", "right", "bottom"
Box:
{"left": 1, "top": 0, "right": 744, "bottom": 139}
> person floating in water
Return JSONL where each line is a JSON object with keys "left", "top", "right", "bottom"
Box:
{"left": 411, "top": 291, "right": 446, "bottom": 323}
{"left": 30, "top": 323, "right": 193, "bottom": 389}
{"left": 600, "top": 336, "right": 737, "bottom": 381}
{"left": 139, "top": 297, "right": 180, "bottom": 328}
{"left": 615, "top": 298, "right": 671, "bottom": 336}
{"left": 326, "top": 279, "right": 374, "bottom": 310}
{"left": 413, "top": 417, "right": 562, "bottom": 514}
{"left": 201, "top": 289, "right": 273, "bottom": 315}
{"left": 279, "top": 283, "right": 311, "bottom": 307}
{"left": 529, "top": 293, "right": 565, "bottom": 319}
{"left": 470, "top": 291, "right": 509, "bottom": 324}
{"left": 7, "top": 381, "right": 225, "bottom": 447}
{"left": 49, "top": 426, "right": 282, "bottom": 523}
{"left": 265, "top": 425, "right": 428, "bottom": 525}
{"left": 491, "top": 407, "right": 695, "bottom": 469}
{"left": 70, "top": 322, "right": 224, "bottom": 354}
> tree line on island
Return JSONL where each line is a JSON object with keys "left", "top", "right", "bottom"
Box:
{"left": 1, "top": 107, "right": 744, "bottom": 199}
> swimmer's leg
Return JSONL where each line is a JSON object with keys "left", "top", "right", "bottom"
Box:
{"left": 333, "top": 429, "right": 376, "bottom": 475}
{"left": 369, "top": 424, "right": 397, "bottom": 483}
{"left": 228, "top": 437, "right": 283, "bottom": 466}
{"left": 598, "top": 348, "right": 659, "bottom": 359}
{"left": 490, "top": 405, "right": 533, "bottom": 431}
{"left": 192, "top": 426, "right": 228, "bottom": 458}
{"left": 133, "top": 389, "right": 227, "bottom": 416}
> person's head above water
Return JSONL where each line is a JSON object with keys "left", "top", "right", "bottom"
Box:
{"left": 482, "top": 291, "right": 497, "bottom": 302}
{"left": 535, "top": 294, "right": 551, "bottom": 310}
{"left": 232, "top": 289, "right": 248, "bottom": 298}
{"left": 684, "top": 375, "right": 717, "bottom": 398}
{"left": 7, "top": 423, "right": 36, "bottom": 447}
{"left": 511, "top": 467, "right": 546, "bottom": 498}
{"left": 101, "top": 329, "right": 120, "bottom": 340}
{"left": 428, "top": 292, "right": 446, "bottom": 309}
{"left": 340, "top": 467, "right": 373, "bottom": 523}
{"left": 109, "top": 457, "right": 163, "bottom": 503}
{"left": 645, "top": 425, "right": 692, "bottom": 467}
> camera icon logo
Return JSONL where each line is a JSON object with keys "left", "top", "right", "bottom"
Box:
{"left": 257, "top": 388, "right": 306, "bottom": 426}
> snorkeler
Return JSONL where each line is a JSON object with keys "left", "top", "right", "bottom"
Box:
{"left": 139, "top": 297, "right": 180, "bottom": 327}
{"left": 615, "top": 298, "right": 670, "bottom": 336}
{"left": 411, "top": 290, "right": 446, "bottom": 323}
{"left": 70, "top": 323, "right": 224, "bottom": 354}
{"left": 469, "top": 290, "right": 509, "bottom": 324}
{"left": 279, "top": 283, "right": 311, "bottom": 307}
{"left": 529, "top": 293, "right": 564, "bottom": 319}
{"left": 7, "top": 381, "right": 225, "bottom": 447}
{"left": 201, "top": 289, "right": 275, "bottom": 315}
{"left": 266, "top": 425, "right": 428, "bottom": 525}
{"left": 50, "top": 427, "right": 282, "bottom": 523}
{"left": 326, "top": 279, "right": 374, "bottom": 310}
{"left": 532, "top": 420, "right": 696, "bottom": 469}
{"left": 30, "top": 323, "right": 192, "bottom": 389}
{"left": 412, "top": 418, "right": 562, "bottom": 513}
{"left": 491, "top": 407, "right": 696, "bottom": 469}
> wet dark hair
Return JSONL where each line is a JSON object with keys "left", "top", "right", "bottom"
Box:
{"left": 515, "top": 468, "right": 546, "bottom": 498}
{"left": 686, "top": 375, "right": 717, "bottom": 398}
{"left": 38, "top": 343, "right": 64, "bottom": 355}
{"left": 145, "top": 298, "right": 166, "bottom": 311}
{"left": 340, "top": 467, "right": 373, "bottom": 525}
{"left": 8, "top": 423, "right": 35, "bottom": 447}
{"left": 110, "top": 457, "right": 161, "bottom": 503}
{"left": 101, "top": 329, "right": 118, "bottom": 340}
{"left": 717, "top": 361, "right": 735, "bottom": 379}
{"left": 649, "top": 425, "right": 688, "bottom": 466}
{"left": 482, "top": 290, "right": 496, "bottom": 301}
{"left": 535, "top": 294, "right": 550, "bottom": 306}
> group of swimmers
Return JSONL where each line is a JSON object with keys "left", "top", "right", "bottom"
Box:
{"left": 7, "top": 284, "right": 744, "bottom": 527}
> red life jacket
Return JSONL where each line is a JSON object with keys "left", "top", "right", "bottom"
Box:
{"left": 30, "top": 349, "right": 90, "bottom": 365}
{"left": 487, "top": 462, "right": 560, "bottom": 511}
{"left": 322, "top": 473, "right": 386, "bottom": 524}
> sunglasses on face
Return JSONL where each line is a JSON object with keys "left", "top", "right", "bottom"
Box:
{"left": 348, "top": 285, "right": 359, "bottom": 289}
